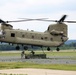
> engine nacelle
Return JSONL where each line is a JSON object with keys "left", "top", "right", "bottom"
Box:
{"left": 50, "top": 29, "right": 63, "bottom": 35}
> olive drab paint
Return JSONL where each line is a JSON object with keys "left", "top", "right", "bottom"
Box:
{"left": 0, "top": 22, "right": 68, "bottom": 47}
{"left": 1, "top": 15, "right": 74, "bottom": 50}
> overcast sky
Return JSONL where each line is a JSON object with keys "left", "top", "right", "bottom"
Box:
{"left": 0, "top": 0, "right": 76, "bottom": 40}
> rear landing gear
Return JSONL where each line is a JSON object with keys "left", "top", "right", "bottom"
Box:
{"left": 47, "top": 47, "right": 50, "bottom": 51}
{"left": 56, "top": 47, "right": 60, "bottom": 51}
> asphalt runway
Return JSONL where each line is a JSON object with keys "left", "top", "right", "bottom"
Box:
{"left": 0, "top": 55, "right": 76, "bottom": 64}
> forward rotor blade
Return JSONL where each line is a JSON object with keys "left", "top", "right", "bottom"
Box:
{"left": 0, "top": 19, "right": 6, "bottom": 23}
{"left": 6, "top": 18, "right": 48, "bottom": 23}
{"left": 6, "top": 19, "right": 34, "bottom": 23}
{"left": 19, "top": 18, "right": 48, "bottom": 20}
{"left": 18, "top": 18, "right": 34, "bottom": 20}
{"left": 0, "top": 19, "right": 34, "bottom": 24}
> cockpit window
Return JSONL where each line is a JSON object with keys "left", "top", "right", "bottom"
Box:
{"left": 2, "top": 31, "right": 6, "bottom": 35}
{"left": 0, "top": 30, "right": 5, "bottom": 39}
{"left": 0, "top": 30, "right": 2, "bottom": 35}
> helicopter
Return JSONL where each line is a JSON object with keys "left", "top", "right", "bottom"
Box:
{"left": 0, "top": 15, "right": 75, "bottom": 51}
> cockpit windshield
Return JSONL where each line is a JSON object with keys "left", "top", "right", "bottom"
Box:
{"left": 0, "top": 30, "right": 3, "bottom": 35}
{"left": 0, "top": 30, "right": 5, "bottom": 39}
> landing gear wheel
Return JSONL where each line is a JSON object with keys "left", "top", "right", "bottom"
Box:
{"left": 56, "top": 47, "right": 60, "bottom": 51}
{"left": 16, "top": 46, "right": 20, "bottom": 50}
{"left": 47, "top": 47, "right": 50, "bottom": 51}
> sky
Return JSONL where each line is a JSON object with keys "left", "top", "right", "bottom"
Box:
{"left": 0, "top": 0, "right": 76, "bottom": 40}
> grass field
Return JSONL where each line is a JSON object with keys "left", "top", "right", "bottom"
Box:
{"left": 0, "top": 62, "right": 76, "bottom": 71}
{"left": 0, "top": 50, "right": 76, "bottom": 71}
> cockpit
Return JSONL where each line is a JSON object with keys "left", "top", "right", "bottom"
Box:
{"left": 1, "top": 23, "right": 13, "bottom": 30}
{"left": 0, "top": 23, "right": 13, "bottom": 39}
{"left": 0, "top": 30, "right": 5, "bottom": 39}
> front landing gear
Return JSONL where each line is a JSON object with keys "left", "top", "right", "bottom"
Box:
{"left": 16, "top": 46, "right": 20, "bottom": 50}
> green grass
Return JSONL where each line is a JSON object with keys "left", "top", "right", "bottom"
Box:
{"left": 46, "top": 52, "right": 76, "bottom": 57}
{"left": 0, "top": 62, "right": 76, "bottom": 71}
{"left": 0, "top": 52, "right": 20, "bottom": 56}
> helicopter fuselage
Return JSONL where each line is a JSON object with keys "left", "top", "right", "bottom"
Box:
{"left": 0, "top": 23, "right": 68, "bottom": 47}
{"left": 0, "top": 15, "right": 75, "bottom": 51}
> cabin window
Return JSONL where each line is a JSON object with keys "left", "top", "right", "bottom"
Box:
{"left": 11, "top": 33, "right": 15, "bottom": 37}
{"left": 0, "top": 31, "right": 3, "bottom": 36}
{"left": 50, "top": 38, "right": 53, "bottom": 41}
{"left": 22, "top": 34, "right": 25, "bottom": 38}
{"left": 41, "top": 37, "right": 43, "bottom": 40}
{"left": 2, "top": 31, "right": 6, "bottom": 35}
{"left": 45, "top": 37, "right": 48, "bottom": 40}
{"left": 32, "top": 36, "right": 34, "bottom": 39}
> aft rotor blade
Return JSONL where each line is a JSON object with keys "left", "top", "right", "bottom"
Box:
{"left": 34, "top": 19, "right": 58, "bottom": 22}
{"left": 34, "top": 15, "right": 67, "bottom": 23}
{"left": 58, "top": 15, "right": 67, "bottom": 23}
{"left": 64, "top": 21, "right": 76, "bottom": 23}
{"left": 37, "top": 19, "right": 76, "bottom": 23}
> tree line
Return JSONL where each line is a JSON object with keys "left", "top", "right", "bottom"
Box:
{"left": 0, "top": 42, "right": 76, "bottom": 51}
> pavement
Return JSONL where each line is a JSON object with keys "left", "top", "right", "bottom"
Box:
{"left": 0, "top": 68, "right": 76, "bottom": 75}
{"left": 0, "top": 56, "right": 76, "bottom": 64}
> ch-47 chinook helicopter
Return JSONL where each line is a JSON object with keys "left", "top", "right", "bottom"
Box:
{"left": 0, "top": 15, "right": 75, "bottom": 51}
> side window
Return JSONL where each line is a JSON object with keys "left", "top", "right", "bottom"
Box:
{"left": 0, "top": 30, "right": 3, "bottom": 35}
{"left": 45, "top": 37, "right": 48, "bottom": 40}
{"left": 11, "top": 33, "right": 15, "bottom": 37}
{"left": 32, "top": 36, "right": 34, "bottom": 39}
{"left": 22, "top": 34, "right": 25, "bottom": 38}
{"left": 41, "top": 37, "right": 43, "bottom": 40}
{"left": 50, "top": 38, "right": 53, "bottom": 41}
